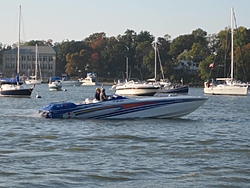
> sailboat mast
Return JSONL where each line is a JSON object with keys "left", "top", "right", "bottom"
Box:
{"left": 126, "top": 56, "right": 128, "bottom": 80}
{"left": 35, "top": 44, "right": 38, "bottom": 80}
{"left": 154, "top": 41, "right": 157, "bottom": 81}
{"left": 231, "top": 7, "right": 234, "bottom": 80}
{"left": 17, "top": 5, "right": 21, "bottom": 74}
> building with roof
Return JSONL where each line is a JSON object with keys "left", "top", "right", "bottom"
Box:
{"left": 2, "top": 46, "right": 57, "bottom": 81}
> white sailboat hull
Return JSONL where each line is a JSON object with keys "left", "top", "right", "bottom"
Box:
{"left": 204, "top": 85, "right": 248, "bottom": 95}
{"left": 25, "top": 79, "right": 41, "bottom": 85}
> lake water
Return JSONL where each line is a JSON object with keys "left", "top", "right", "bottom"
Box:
{"left": 0, "top": 84, "right": 249, "bottom": 188}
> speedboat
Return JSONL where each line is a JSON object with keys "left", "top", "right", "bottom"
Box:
{"left": 38, "top": 94, "right": 208, "bottom": 119}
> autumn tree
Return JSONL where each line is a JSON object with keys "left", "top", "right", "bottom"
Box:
{"left": 84, "top": 32, "right": 107, "bottom": 76}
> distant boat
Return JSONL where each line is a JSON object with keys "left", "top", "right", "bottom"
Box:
{"left": 25, "top": 44, "right": 42, "bottom": 85}
{"left": 80, "top": 72, "right": 101, "bottom": 86}
{"left": 61, "top": 77, "right": 82, "bottom": 86}
{"left": 148, "top": 42, "right": 189, "bottom": 94}
{"left": 0, "top": 74, "right": 34, "bottom": 97}
{"left": 48, "top": 77, "right": 62, "bottom": 91}
{"left": 114, "top": 78, "right": 159, "bottom": 96}
{"left": 0, "top": 6, "right": 34, "bottom": 97}
{"left": 204, "top": 7, "right": 248, "bottom": 96}
{"left": 157, "top": 84, "right": 189, "bottom": 94}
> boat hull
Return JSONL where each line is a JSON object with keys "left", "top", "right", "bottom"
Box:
{"left": 81, "top": 82, "right": 101, "bottom": 86}
{"left": 62, "top": 81, "right": 82, "bottom": 86}
{"left": 38, "top": 95, "right": 208, "bottom": 119}
{"left": 204, "top": 85, "right": 248, "bottom": 96}
{"left": 157, "top": 85, "right": 189, "bottom": 94}
{"left": 0, "top": 85, "right": 33, "bottom": 97}
{"left": 48, "top": 83, "right": 62, "bottom": 91}
{"left": 25, "top": 80, "right": 42, "bottom": 85}
{"left": 115, "top": 87, "right": 158, "bottom": 96}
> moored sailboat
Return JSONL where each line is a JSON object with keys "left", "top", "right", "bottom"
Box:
{"left": 148, "top": 40, "right": 189, "bottom": 94}
{"left": 25, "top": 44, "right": 42, "bottom": 85}
{"left": 204, "top": 7, "right": 248, "bottom": 96}
{"left": 0, "top": 5, "right": 34, "bottom": 97}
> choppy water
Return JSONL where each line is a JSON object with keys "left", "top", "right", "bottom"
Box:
{"left": 0, "top": 84, "right": 249, "bottom": 188}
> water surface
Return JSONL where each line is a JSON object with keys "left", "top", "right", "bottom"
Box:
{"left": 0, "top": 85, "right": 249, "bottom": 187}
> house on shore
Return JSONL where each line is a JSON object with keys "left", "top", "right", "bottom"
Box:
{"left": 2, "top": 46, "right": 59, "bottom": 81}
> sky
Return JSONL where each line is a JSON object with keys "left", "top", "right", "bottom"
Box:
{"left": 1, "top": 0, "right": 250, "bottom": 46}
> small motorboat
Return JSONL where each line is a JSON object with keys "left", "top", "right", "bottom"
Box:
{"left": 113, "top": 78, "right": 160, "bottom": 96}
{"left": 80, "top": 72, "right": 101, "bottom": 86}
{"left": 38, "top": 94, "right": 208, "bottom": 119}
{"left": 48, "top": 77, "right": 63, "bottom": 91}
{"left": 157, "top": 85, "right": 189, "bottom": 94}
{"left": 61, "top": 77, "right": 82, "bottom": 87}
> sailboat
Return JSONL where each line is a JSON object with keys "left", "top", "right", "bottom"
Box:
{"left": 112, "top": 57, "right": 159, "bottom": 96}
{"left": 0, "top": 5, "right": 34, "bottom": 97}
{"left": 147, "top": 41, "right": 189, "bottom": 94}
{"left": 204, "top": 7, "right": 248, "bottom": 96}
{"left": 25, "top": 44, "right": 42, "bottom": 85}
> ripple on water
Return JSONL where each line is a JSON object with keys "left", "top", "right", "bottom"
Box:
{"left": 0, "top": 87, "right": 250, "bottom": 187}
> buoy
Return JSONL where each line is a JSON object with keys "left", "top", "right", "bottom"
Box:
{"left": 63, "top": 89, "right": 67, "bottom": 91}
{"left": 36, "top": 94, "right": 41, "bottom": 98}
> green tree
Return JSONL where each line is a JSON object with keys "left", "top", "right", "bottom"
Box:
{"left": 117, "top": 29, "right": 137, "bottom": 78}
{"left": 199, "top": 54, "right": 216, "bottom": 80}
{"left": 56, "top": 40, "right": 86, "bottom": 74}
{"left": 101, "top": 37, "right": 127, "bottom": 79}
{"left": 169, "top": 34, "right": 194, "bottom": 59}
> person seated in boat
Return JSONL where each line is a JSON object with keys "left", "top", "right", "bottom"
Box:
{"left": 94, "top": 88, "right": 101, "bottom": 100}
{"left": 100, "top": 88, "right": 107, "bottom": 101}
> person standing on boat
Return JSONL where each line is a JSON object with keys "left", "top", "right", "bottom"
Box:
{"left": 94, "top": 88, "right": 101, "bottom": 100}
{"left": 100, "top": 88, "right": 107, "bottom": 101}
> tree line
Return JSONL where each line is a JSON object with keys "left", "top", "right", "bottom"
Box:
{"left": 1, "top": 27, "right": 250, "bottom": 86}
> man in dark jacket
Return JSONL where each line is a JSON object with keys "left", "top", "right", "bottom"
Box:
{"left": 100, "top": 88, "right": 107, "bottom": 101}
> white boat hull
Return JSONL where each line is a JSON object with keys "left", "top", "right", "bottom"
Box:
{"left": 115, "top": 81, "right": 159, "bottom": 96}
{"left": 48, "top": 82, "right": 62, "bottom": 91}
{"left": 38, "top": 95, "right": 208, "bottom": 119}
{"left": 25, "top": 80, "right": 41, "bottom": 85}
{"left": 204, "top": 85, "right": 248, "bottom": 96}
{"left": 115, "top": 87, "right": 158, "bottom": 96}
{"left": 81, "top": 82, "right": 101, "bottom": 86}
{"left": 62, "top": 81, "right": 82, "bottom": 86}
